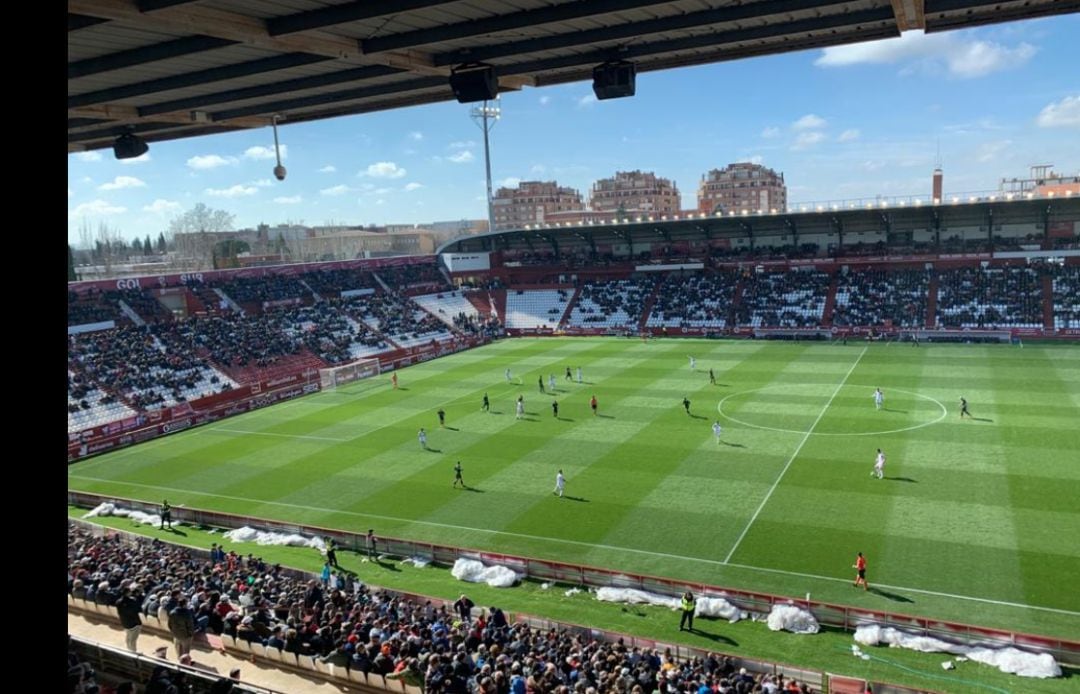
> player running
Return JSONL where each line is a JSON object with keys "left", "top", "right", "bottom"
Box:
{"left": 549, "top": 374, "right": 557, "bottom": 392}
{"left": 959, "top": 396, "right": 971, "bottom": 418}
{"left": 538, "top": 376, "right": 545, "bottom": 393}
{"left": 872, "top": 449, "right": 886, "bottom": 479}
{"left": 576, "top": 366, "right": 583, "bottom": 384}
{"left": 553, "top": 469, "right": 565, "bottom": 498}
{"left": 516, "top": 395, "right": 525, "bottom": 420}
{"left": 391, "top": 372, "right": 398, "bottom": 389}
{"left": 590, "top": 395, "right": 598, "bottom": 416}
{"left": 873, "top": 388, "right": 884, "bottom": 411}
{"left": 853, "top": 552, "right": 868, "bottom": 590}
{"left": 709, "top": 368, "right": 716, "bottom": 385}
{"left": 689, "top": 356, "right": 696, "bottom": 371}
{"left": 418, "top": 428, "right": 428, "bottom": 450}
{"left": 481, "top": 393, "right": 489, "bottom": 412}
{"left": 565, "top": 366, "right": 573, "bottom": 381}
{"left": 552, "top": 400, "right": 559, "bottom": 418}
{"left": 452, "top": 461, "right": 465, "bottom": 489}
{"left": 682, "top": 396, "right": 691, "bottom": 415}
{"left": 437, "top": 408, "right": 446, "bottom": 428}
{"left": 505, "top": 368, "right": 513, "bottom": 383}
{"left": 712, "top": 420, "right": 723, "bottom": 445}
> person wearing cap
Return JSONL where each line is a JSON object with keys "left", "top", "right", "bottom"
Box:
{"left": 679, "top": 591, "right": 696, "bottom": 632}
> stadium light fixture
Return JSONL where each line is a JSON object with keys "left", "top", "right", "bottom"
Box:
{"left": 968, "top": 196, "right": 977, "bottom": 203}
{"left": 1047, "top": 191, "right": 1055, "bottom": 198}
{"left": 933, "top": 198, "right": 941, "bottom": 204}
{"left": 914, "top": 199, "right": 922, "bottom": 206}
{"left": 816, "top": 205, "right": 824, "bottom": 212}
{"left": 113, "top": 128, "right": 149, "bottom": 160}
{"left": 770, "top": 208, "right": 777, "bottom": 214}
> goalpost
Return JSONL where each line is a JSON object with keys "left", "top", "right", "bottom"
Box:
{"left": 319, "top": 357, "right": 381, "bottom": 390}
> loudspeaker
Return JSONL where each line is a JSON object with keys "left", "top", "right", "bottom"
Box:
{"left": 449, "top": 63, "right": 498, "bottom": 103}
{"left": 113, "top": 132, "right": 149, "bottom": 160}
{"left": 592, "top": 61, "right": 636, "bottom": 100}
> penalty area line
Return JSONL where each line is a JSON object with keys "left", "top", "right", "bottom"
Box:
{"left": 66, "top": 473, "right": 1079, "bottom": 618}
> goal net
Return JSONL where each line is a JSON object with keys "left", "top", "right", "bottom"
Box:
{"left": 319, "top": 357, "right": 381, "bottom": 390}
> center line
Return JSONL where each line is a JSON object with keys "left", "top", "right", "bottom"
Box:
{"left": 723, "top": 346, "right": 868, "bottom": 564}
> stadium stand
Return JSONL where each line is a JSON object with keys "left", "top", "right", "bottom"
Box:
{"left": 68, "top": 524, "right": 820, "bottom": 694}
{"left": 300, "top": 267, "right": 378, "bottom": 297}
{"left": 504, "top": 289, "right": 570, "bottom": 329}
{"left": 647, "top": 272, "right": 739, "bottom": 329}
{"left": 832, "top": 269, "right": 931, "bottom": 328}
{"left": 69, "top": 289, "right": 123, "bottom": 327}
{"left": 217, "top": 275, "right": 312, "bottom": 308}
{"left": 351, "top": 293, "right": 454, "bottom": 347}
{"left": 1051, "top": 265, "right": 1080, "bottom": 329}
{"left": 735, "top": 270, "right": 832, "bottom": 328}
{"left": 936, "top": 266, "right": 1044, "bottom": 329}
{"left": 69, "top": 325, "right": 237, "bottom": 414}
{"left": 566, "top": 278, "right": 656, "bottom": 329}
{"left": 68, "top": 371, "right": 139, "bottom": 434}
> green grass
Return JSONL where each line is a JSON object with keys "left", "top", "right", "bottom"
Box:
{"left": 67, "top": 338, "right": 1080, "bottom": 642}
{"left": 69, "top": 508, "right": 1079, "bottom": 694}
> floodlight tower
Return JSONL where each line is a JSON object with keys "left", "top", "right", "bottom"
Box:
{"left": 471, "top": 98, "right": 501, "bottom": 233}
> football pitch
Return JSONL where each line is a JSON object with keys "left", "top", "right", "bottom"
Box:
{"left": 68, "top": 338, "right": 1080, "bottom": 639}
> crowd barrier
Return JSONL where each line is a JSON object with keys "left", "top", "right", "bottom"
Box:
{"left": 66, "top": 493, "right": 1080, "bottom": 668}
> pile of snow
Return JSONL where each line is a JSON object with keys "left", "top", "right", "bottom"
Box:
{"left": 400, "top": 556, "right": 431, "bottom": 568}
{"left": 451, "top": 558, "right": 520, "bottom": 588}
{"left": 855, "top": 626, "right": 1061, "bottom": 679}
{"left": 223, "top": 526, "right": 324, "bottom": 550}
{"left": 83, "top": 502, "right": 166, "bottom": 528}
{"left": 564, "top": 587, "right": 583, "bottom": 598}
{"left": 595, "top": 588, "right": 744, "bottom": 622}
{"left": 766, "top": 604, "right": 819, "bottom": 634}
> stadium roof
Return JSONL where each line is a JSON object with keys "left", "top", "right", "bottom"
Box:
{"left": 68, "top": 0, "right": 1077, "bottom": 153}
{"left": 437, "top": 195, "right": 1080, "bottom": 253}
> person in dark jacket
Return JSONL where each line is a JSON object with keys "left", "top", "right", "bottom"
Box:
{"left": 116, "top": 586, "right": 143, "bottom": 652}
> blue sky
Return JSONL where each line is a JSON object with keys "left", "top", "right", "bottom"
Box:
{"left": 68, "top": 15, "right": 1080, "bottom": 244}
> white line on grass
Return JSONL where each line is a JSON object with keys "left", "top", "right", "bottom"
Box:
{"left": 723, "top": 346, "right": 868, "bottom": 564}
{"left": 67, "top": 472, "right": 1080, "bottom": 618}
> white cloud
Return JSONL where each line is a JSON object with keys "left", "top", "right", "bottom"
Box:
{"left": 403, "top": 182, "right": 424, "bottom": 192}
{"left": 741, "top": 155, "right": 764, "bottom": 166}
{"left": 374, "top": 187, "right": 393, "bottom": 195}
{"left": 448, "top": 141, "right": 476, "bottom": 149}
{"left": 793, "top": 114, "right": 827, "bottom": 130}
{"left": 321, "top": 184, "right": 350, "bottom": 196}
{"left": 252, "top": 179, "right": 275, "bottom": 187}
{"left": 1036, "top": 95, "right": 1080, "bottom": 129}
{"left": 187, "top": 154, "right": 237, "bottom": 170}
{"left": 244, "top": 145, "right": 287, "bottom": 161}
{"left": 363, "top": 161, "right": 407, "bottom": 178}
{"left": 530, "top": 164, "right": 547, "bottom": 174}
{"left": 98, "top": 175, "right": 147, "bottom": 191}
{"left": 761, "top": 126, "right": 780, "bottom": 139}
{"left": 815, "top": 29, "right": 1036, "bottom": 79}
{"left": 862, "top": 160, "right": 886, "bottom": 172}
{"left": 70, "top": 199, "right": 126, "bottom": 218}
{"left": 273, "top": 195, "right": 303, "bottom": 204}
{"left": 120, "top": 153, "right": 151, "bottom": 164}
{"left": 838, "top": 129, "right": 861, "bottom": 142}
{"left": 319, "top": 165, "right": 337, "bottom": 173}
{"left": 205, "top": 184, "right": 258, "bottom": 198}
{"left": 74, "top": 151, "right": 102, "bottom": 162}
{"left": 448, "top": 150, "right": 475, "bottom": 164}
{"left": 577, "top": 93, "right": 598, "bottom": 108}
{"left": 539, "top": 95, "right": 551, "bottom": 106}
{"left": 142, "top": 199, "right": 181, "bottom": 214}
{"left": 375, "top": 199, "right": 385, "bottom": 206}
{"left": 792, "top": 131, "right": 826, "bottom": 150}
{"left": 408, "top": 131, "right": 424, "bottom": 141}
{"left": 976, "top": 140, "right": 1012, "bottom": 162}
{"left": 497, "top": 177, "right": 522, "bottom": 188}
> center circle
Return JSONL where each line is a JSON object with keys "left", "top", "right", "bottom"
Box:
{"left": 717, "top": 384, "right": 947, "bottom": 437}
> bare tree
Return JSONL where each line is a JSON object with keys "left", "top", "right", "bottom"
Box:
{"left": 168, "top": 203, "right": 236, "bottom": 270}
